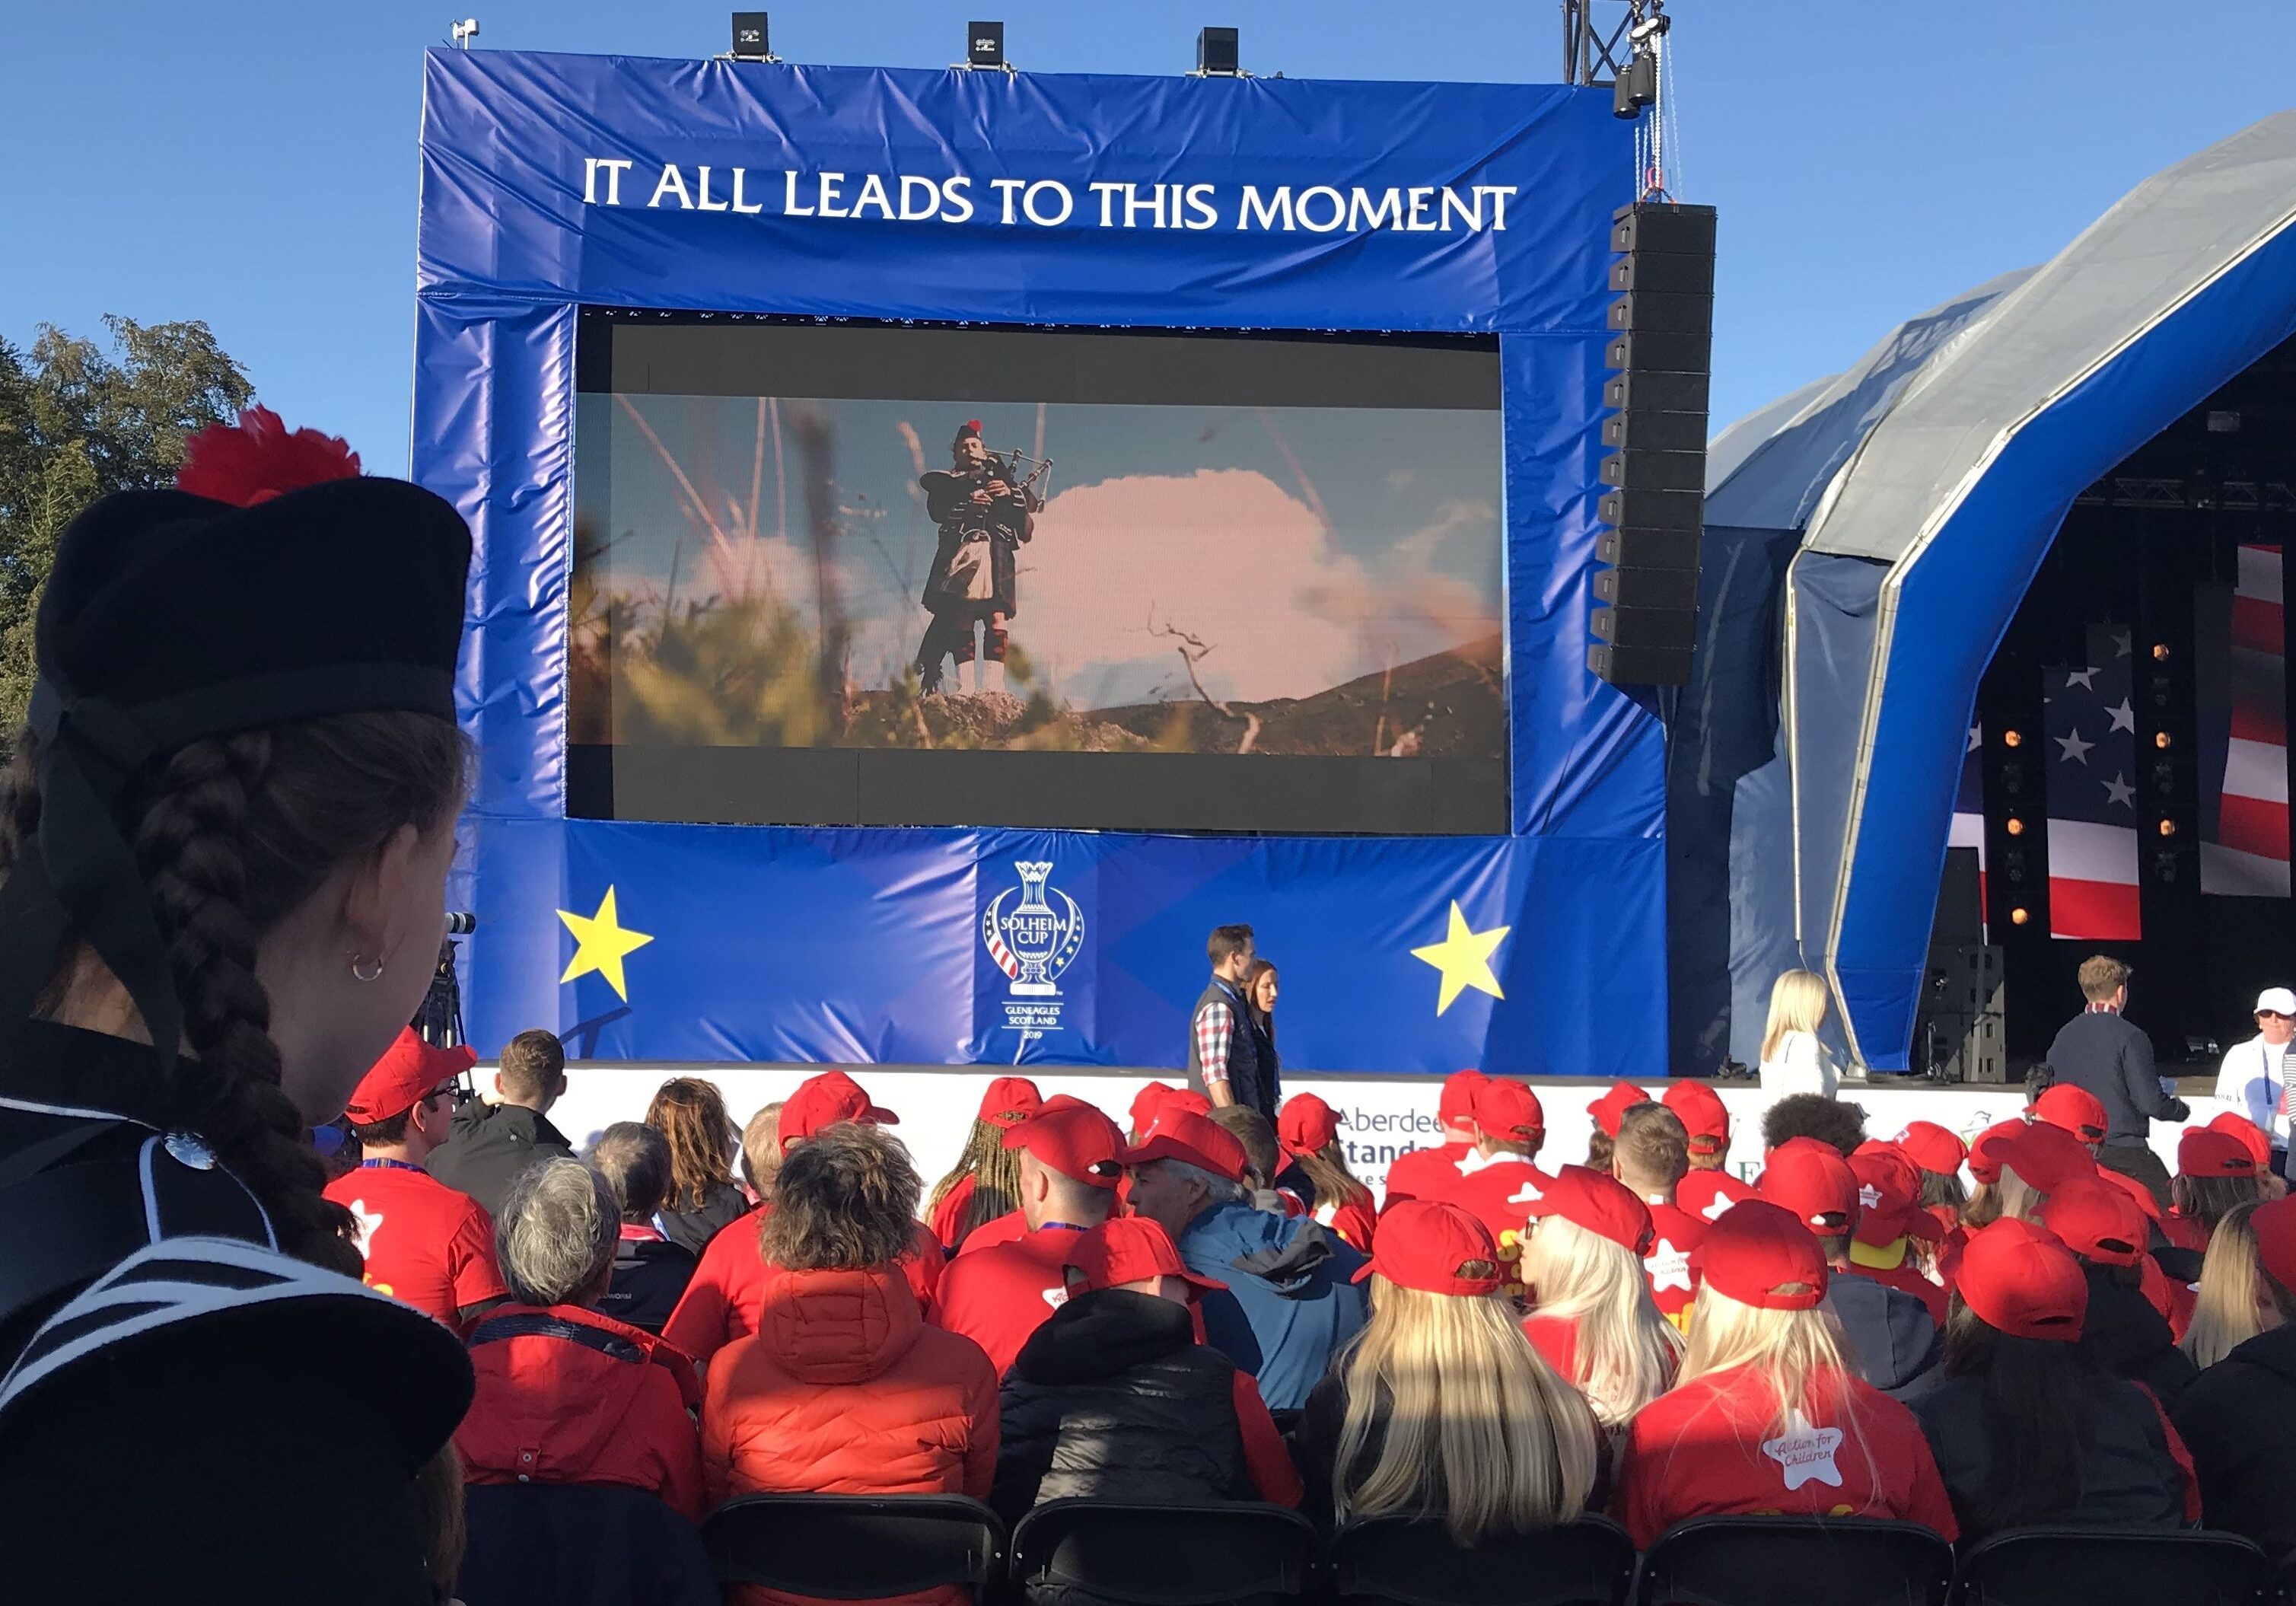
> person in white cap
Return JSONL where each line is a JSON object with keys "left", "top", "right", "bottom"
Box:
{"left": 2214, "top": 988, "right": 2296, "bottom": 1179}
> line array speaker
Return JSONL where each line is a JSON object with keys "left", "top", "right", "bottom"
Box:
{"left": 1589, "top": 201, "right": 1717, "bottom": 688}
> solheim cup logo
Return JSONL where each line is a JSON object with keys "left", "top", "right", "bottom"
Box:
{"left": 983, "top": 861, "right": 1085, "bottom": 996}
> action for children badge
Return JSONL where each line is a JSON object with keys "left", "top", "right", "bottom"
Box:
{"left": 982, "top": 860, "right": 1085, "bottom": 1056}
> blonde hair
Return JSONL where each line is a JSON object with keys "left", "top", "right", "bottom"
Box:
{"left": 1518, "top": 1216, "right": 1683, "bottom": 1425}
{"left": 1334, "top": 1276, "right": 1599, "bottom": 1545}
{"left": 1995, "top": 1168, "right": 2046, "bottom": 1225}
{"left": 740, "top": 1101, "right": 784, "bottom": 1200}
{"left": 1760, "top": 970, "right": 1831, "bottom": 1063}
{"left": 1678, "top": 1282, "right": 1857, "bottom": 1440}
{"left": 2182, "top": 1200, "right": 2296, "bottom": 1368}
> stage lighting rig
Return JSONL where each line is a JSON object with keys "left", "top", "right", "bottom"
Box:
{"left": 959, "top": 20, "right": 1010, "bottom": 72}
{"left": 729, "top": 12, "right": 779, "bottom": 62}
{"left": 450, "top": 16, "right": 479, "bottom": 49}
{"left": 1194, "top": 27, "right": 1244, "bottom": 77}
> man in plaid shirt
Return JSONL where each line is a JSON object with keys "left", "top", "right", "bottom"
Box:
{"left": 1185, "top": 924, "right": 1274, "bottom": 1118}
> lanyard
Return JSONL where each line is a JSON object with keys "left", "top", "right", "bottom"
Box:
{"left": 358, "top": 1158, "right": 426, "bottom": 1174}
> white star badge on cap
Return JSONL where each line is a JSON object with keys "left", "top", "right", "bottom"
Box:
{"left": 1763, "top": 1409, "right": 1845, "bottom": 1491}
{"left": 1858, "top": 1184, "right": 1883, "bottom": 1209}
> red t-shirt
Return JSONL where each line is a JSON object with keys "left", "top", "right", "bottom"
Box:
{"left": 1852, "top": 1261, "right": 1948, "bottom": 1326}
{"left": 1523, "top": 1312, "right": 1581, "bottom": 1381}
{"left": 2161, "top": 1211, "right": 2211, "bottom": 1254}
{"left": 933, "top": 1223, "right": 1091, "bottom": 1378}
{"left": 955, "top": 1210, "right": 1028, "bottom": 1257}
{"left": 1642, "top": 1201, "right": 1706, "bottom": 1329}
{"left": 927, "top": 1175, "right": 976, "bottom": 1251}
{"left": 1449, "top": 1156, "right": 1554, "bottom": 1248}
{"left": 1615, "top": 1363, "right": 1959, "bottom": 1549}
{"left": 1380, "top": 1140, "right": 1472, "bottom": 1207}
{"left": 324, "top": 1161, "right": 507, "bottom": 1329}
{"left": 1310, "top": 1193, "right": 1377, "bottom": 1255}
{"left": 663, "top": 1206, "right": 947, "bottom": 1362}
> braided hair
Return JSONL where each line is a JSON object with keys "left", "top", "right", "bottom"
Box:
{"left": 0, "top": 712, "right": 467, "bottom": 1276}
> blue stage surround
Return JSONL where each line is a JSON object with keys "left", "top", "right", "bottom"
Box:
{"left": 413, "top": 48, "right": 1664, "bottom": 1075}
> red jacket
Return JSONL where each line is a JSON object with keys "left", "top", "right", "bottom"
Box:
{"left": 664, "top": 1206, "right": 945, "bottom": 1362}
{"left": 1380, "top": 1140, "right": 1471, "bottom": 1207}
{"left": 1616, "top": 1362, "right": 1959, "bottom": 1548}
{"left": 455, "top": 1304, "right": 707, "bottom": 1522}
{"left": 702, "top": 1263, "right": 998, "bottom": 1606}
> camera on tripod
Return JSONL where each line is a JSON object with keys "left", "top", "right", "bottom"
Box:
{"left": 414, "top": 913, "right": 478, "bottom": 1054}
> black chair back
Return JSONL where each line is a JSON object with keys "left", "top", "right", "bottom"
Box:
{"left": 701, "top": 1493, "right": 1005, "bottom": 1600}
{"left": 1636, "top": 1516, "right": 1954, "bottom": 1606}
{"left": 1008, "top": 1499, "right": 1318, "bottom": 1606}
{"left": 1329, "top": 1512, "right": 1636, "bottom": 1606}
{"left": 1950, "top": 1525, "right": 2268, "bottom": 1606}
{"left": 459, "top": 1483, "right": 717, "bottom": 1606}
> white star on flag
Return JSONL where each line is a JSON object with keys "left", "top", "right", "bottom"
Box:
{"left": 2065, "top": 667, "right": 2099, "bottom": 690}
{"left": 2113, "top": 629, "right": 2133, "bottom": 658}
{"left": 1646, "top": 1239, "right": 1693, "bottom": 1293}
{"left": 1966, "top": 725, "right": 1981, "bottom": 754}
{"left": 1763, "top": 1408, "right": 1846, "bottom": 1491}
{"left": 2056, "top": 728, "right": 2094, "bottom": 764}
{"left": 1858, "top": 1183, "right": 1883, "bottom": 1209}
{"left": 2103, "top": 773, "right": 2135, "bottom": 808}
{"left": 347, "top": 1198, "right": 384, "bottom": 1257}
{"left": 2107, "top": 698, "right": 2136, "bottom": 734}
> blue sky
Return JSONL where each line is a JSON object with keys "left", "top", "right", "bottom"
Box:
{"left": 6, "top": 2, "right": 2293, "bottom": 473}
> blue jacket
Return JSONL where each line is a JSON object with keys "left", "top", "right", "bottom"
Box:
{"left": 1177, "top": 1200, "right": 1368, "bottom": 1412}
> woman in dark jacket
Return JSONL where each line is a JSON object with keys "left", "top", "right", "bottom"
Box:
{"left": 1912, "top": 1219, "right": 2200, "bottom": 1540}
{"left": 2043, "top": 1176, "right": 2197, "bottom": 1403}
{"left": 992, "top": 1216, "right": 1300, "bottom": 1526}
{"left": 645, "top": 1077, "right": 750, "bottom": 1255}
{"left": 2170, "top": 1194, "right": 2296, "bottom": 1561}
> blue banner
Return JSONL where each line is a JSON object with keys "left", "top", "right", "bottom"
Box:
{"left": 414, "top": 49, "right": 1668, "bottom": 1075}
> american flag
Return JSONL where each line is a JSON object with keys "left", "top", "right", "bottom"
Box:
{"left": 2199, "top": 543, "right": 2289, "bottom": 897}
{"left": 2043, "top": 626, "right": 2142, "bottom": 940}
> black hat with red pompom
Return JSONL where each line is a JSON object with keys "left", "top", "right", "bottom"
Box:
{"left": 0, "top": 409, "right": 470, "bottom": 1073}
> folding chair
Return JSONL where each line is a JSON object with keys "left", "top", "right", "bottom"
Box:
{"left": 460, "top": 1483, "right": 717, "bottom": 1606}
{"left": 1949, "top": 1525, "right": 2267, "bottom": 1606}
{"left": 1635, "top": 1515, "right": 1954, "bottom": 1606}
{"left": 702, "top": 1492, "right": 1006, "bottom": 1600}
{"left": 1329, "top": 1512, "right": 1636, "bottom": 1606}
{"left": 1008, "top": 1499, "right": 1318, "bottom": 1606}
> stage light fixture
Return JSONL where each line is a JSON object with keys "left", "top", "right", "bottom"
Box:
{"left": 2159, "top": 819, "right": 2177, "bottom": 837}
{"left": 451, "top": 16, "right": 479, "bottom": 48}
{"left": 966, "top": 19, "right": 1007, "bottom": 69}
{"left": 2005, "top": 817, "right": 2024, "bottom": 836}
{"left": 2152, "top": 642, "right": 2171, "bottom": 661}
{"left": 2011, "top": 907, "right": 2031, "bottom": 926}
{"left": 2155, "top": 731, "right": 2172, "bottom": 749}
{"left": 2154, "top": 850, "right": 2179, "bottom": 883}
{"left": 2002, "top": 729, "right": 2022, "bottom": 748}
{"left": 1196, "top": 27, "right": 1242, "bottom": 75}
{"left": 730, "top": 11, "right": 776, "bottom": 60}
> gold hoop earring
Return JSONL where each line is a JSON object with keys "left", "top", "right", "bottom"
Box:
{"left": 350, "top": 954, "right": 385, "bottom": 983}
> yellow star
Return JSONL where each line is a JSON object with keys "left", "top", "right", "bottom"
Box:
{"left": 1411, "top": 901, "right": 1511, "bottom": 1016}
{"left": 557, "top": 886, "right": 654, "bottom": 1002}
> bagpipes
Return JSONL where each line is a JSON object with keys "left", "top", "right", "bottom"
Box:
{"left": 982, "top": 445, "right": 1055, "bottom": 513}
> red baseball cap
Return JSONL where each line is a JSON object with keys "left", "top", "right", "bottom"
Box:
{"left": 2178, "top": 1126, "right": 2260, "bottom": 1180}
{"left": 2208, "top": 1111, "right": 2274, "bottom": 1171}
{"left": 1468, "top": 1078, "right": 1544, "bottom": 1144}
{"left": 1355, "top": 1199, "right": 1503, "bottom": 1297}
{"left": 343, "top": 1030, "right": 474, "bottom": 1126}
{"left": 977, "top": 1076, "right": 1044, "bottom": 1129}
{"left": 1995, "top": 1120, "right": 2097, "bottom": 1194}
{"left": 1694, "top": 1198, "right": 1829, "bottom": 1310}
{"left": 1526, "top": 1164, "right": 1655, "bottom": 1254}
{"left": 2033, "top": 1084, "right": 2110, "bottom": 1146}
{"left": 2253, "top": 1195, "right": 2296, "bottom": 1299}
{"left": 1277, "top": 1094, "right": 1341, "bottom": 1161}
{"left": 1588, "top": 1081, "right": 1652, "bottom": 1138}
{"left": 1967, "top": 1119, "right": 2030, "bottom": 1187}
{"left": 1065, "top": 1216, "right": 1226, "bottom": 1298}
{"left": 1849, "top": 1145, "right": 1941, "bottom": 1248}
{"left": 1893, "top": 1120, "right": 1968, "bottom": 1178}
{"left": 2042, "top": 1175, "right": 2148, "bottom": 1268}
{"left": 1663, "top": 1081, "right": 1731, "bottom": 1155}
{"left": 1955, "top": 1219, "right": 2087, "bottom": 1341}
{"left": 1678, "top": 1170, "right": 1758, "bottom": 1223}
{"left": 1437, "top": 1069, "right": 1489, "bottom": 1127}
{"left": 1005, "top": 1096, "right": 1126, "bottom": 1188}
{"left": 1129, "top": 1082, "right": 1209, "bottom": 1135}
{"left": 1123, "top": 1108, "right": 1250, "bottom": 1184}
{"left": 780, "top": 1069, "right": 900, "bottom": 1151}
{"left": 1758, "top": 1136, "right": 1859, "bottom": 1232}
{"left": 2094, "top": 1161, "right": 2165, "bottom": 1223}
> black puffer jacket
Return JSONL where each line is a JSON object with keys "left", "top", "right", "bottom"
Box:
{"left": 2171, "top": 1324, "right": 2296, "bottom": 1560}
{"left": 994, "top": 1289, "right": 1249, "bottom": 1529}
{"left": 1826, "top": 1272, "right": 1943, "bottom": 1402}
{"left": 1914, "top": 1371, "right": 2196, "bottom": 1541}
{"left": 2082, "top": 1265, "right": 2196, "bottom": 1404}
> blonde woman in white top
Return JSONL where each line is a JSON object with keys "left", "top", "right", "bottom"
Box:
{"left": 1759, "top": 969, "right": 1839, "bottom": 1098}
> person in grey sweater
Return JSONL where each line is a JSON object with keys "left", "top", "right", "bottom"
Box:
{"left": 2043, "top": 955, "right": 2188, "bottom": 1207}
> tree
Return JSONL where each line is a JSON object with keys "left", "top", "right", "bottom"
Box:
{"left": 0, "top": 317, "right": 253, "bottom": 741}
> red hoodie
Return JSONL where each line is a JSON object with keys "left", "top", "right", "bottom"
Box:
{"left": 456, "top": 1304, "right": 706, "bottom": 1522}
{"left": 703, "top": 1263, "right": 998, "bottom": 1606}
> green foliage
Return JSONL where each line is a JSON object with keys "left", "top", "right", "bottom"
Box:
{"left": 0, "top": 317, "right": 253, "bottom": 740}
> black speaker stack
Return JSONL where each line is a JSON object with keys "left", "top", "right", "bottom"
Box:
{"left": 1590, "top": 201, "right": 1717, "bottom": 687}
